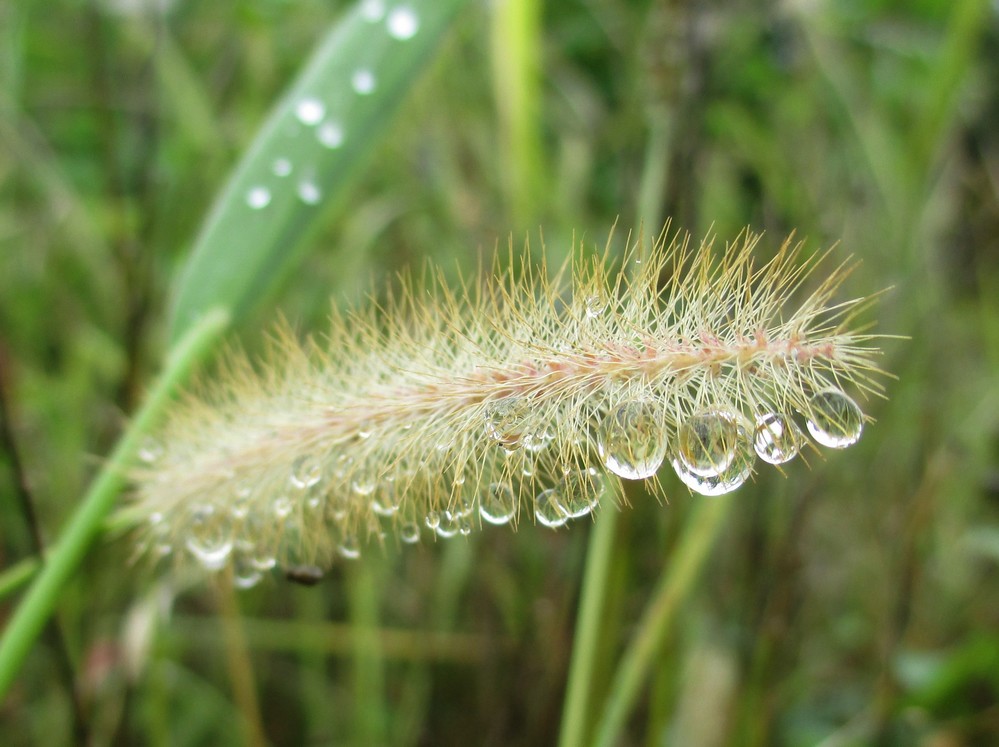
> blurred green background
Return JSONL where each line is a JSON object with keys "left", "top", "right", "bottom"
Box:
{"left": 2, "top": 0, "right": 999, "bottom": 744}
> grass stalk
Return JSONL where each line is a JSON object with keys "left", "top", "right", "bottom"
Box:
{"left": 592, "top": 495, "right": 732, "bottom": 747}
{"left": 0, "top": 308, "right": 230, "bottom": 699}
{"left": 558, "top": 497, "right": 619, "bottom": 747}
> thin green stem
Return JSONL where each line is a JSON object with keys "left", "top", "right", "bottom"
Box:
{"left": 0, "top": 559, "right": 38, "bottom": 602}
{"left": 558, "top": 497, "right": 619, "bottom": 747}
{"left": 592, "top": 496, "right": 731, "bottom": 747}
{"left": 0, "top": 308, "right": 230, "bottom": 699}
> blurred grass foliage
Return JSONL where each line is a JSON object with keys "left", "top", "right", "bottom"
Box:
{"left": 1, "top": 0, "right": 998, "bottom": 745}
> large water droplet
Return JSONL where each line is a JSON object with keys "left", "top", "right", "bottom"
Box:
{"left": 676, "top": 409, "right": 740, "bottom": 478}
{"left": 386, "top": 6, "right": 419, "bottom": 39}
{"left": 290, "top": 454, "right": 322, "bottom": 489}
{"left": 597, "top": 400, "right": 667, "bottom": 480}
{"left": 295, "top": 97, "right": 325, "bottom": 125}
{"left": 317, "top": 120, "right": 344, "bottom": 149}
{"left": 672, "top": 416, "right": 754, "bottom": 496}
{"left": 754, "top": 412, "right": 801, "bottom": 464}
{"left": 480, "top": 482, "right": 516, "bottom": 525}
{"left": 246, "top": 186, "right": 271, "bottom": 209}
{"left": 352, "top": 69, "right": 376, "bottom": 95}
{"left": 484, "top": 396, "right": 530, "bottom": 452}
{"left": 535, "top": 488, "right": 568, "bottom": 528}
{"left": 555, "top": 467, "right": 604, "bottom": 519}
{"left": 806, "top": 389, "right": 864, "bottom": 448}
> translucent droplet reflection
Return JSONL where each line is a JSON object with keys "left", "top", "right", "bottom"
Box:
{"left": 806, "top": 388, "right": 864, "bottom": 448}
{"left": 535, "top": 488, "right": 568, "bottom": 528}
{"left": 480, "top": 482, "right": 516, "bottom": 525}
{"left": 597, "top": 400, "right": 667, "bottom": 480}
{"left": 754, "top": 413, "right": 801, "bottom": 465}
{"left": 676, "top": 409, "right": 740, "bottom": 477}
{"left": 672, "top": 416, "right": 754, "bottom": 496}
{"left": 554, "top": 467, "right": 604, "bottom": 519}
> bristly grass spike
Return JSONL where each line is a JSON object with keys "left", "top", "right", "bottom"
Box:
{"left": 131, "top": 226, "right": 890, "bottom": 585}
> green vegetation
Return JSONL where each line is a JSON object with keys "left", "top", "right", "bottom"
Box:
{"left": 1, "top": 0, "right": 997, "bottom": 744}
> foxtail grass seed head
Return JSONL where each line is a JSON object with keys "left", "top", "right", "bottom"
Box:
{"left": 132, "top": 228, "right": 890, "bottom": 585}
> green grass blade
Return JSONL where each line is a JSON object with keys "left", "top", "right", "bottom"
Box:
{"left": 169, "top": 0, "right": 469, "bottom": 341}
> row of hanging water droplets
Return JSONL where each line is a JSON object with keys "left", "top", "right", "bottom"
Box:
{"left": 139, "top": 379, "right": 864, "bottom": 587}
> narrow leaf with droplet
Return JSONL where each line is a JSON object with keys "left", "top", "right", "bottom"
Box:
{"left": 169, "top": 0, "right": 470, "bottom": 341}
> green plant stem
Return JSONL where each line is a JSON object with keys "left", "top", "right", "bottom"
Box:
{"left": 592, "top": 496, "right": 731, "bottom": 747}
{"left": 0, "top": 559, "right": 38, "bottom": 602}
{"left": 558, "top": 501, "right": 619, "bottom": 747}
{"left": 0, "top": 308, "right": 230, "bottom": 699}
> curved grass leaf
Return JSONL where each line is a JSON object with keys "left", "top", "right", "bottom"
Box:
{"left": 169, "top": 0, "right": 469, "bottom": 341}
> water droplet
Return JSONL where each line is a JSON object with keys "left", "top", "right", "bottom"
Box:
{"left": 522, "top": 426, "right": 554, "bottom": 453}
{"left": 360, "top": 0, "right": 385, "bottom": 21}
{"left": 233, "top": 554, "right": 263, "bottom": 589}
{"left": 246, "top": 186, "right": 271, "bottom": 210}
{"left": 754, "top": 413, "right": 801, "bottom": 464}
{"left": 297, "top": 180, "right": 321, "bottom": 205}
{"left": 597, "top": 400, "right": 667, "bottom": 480}
{"left": 555, "top": 467, "right": 604, "bottom": 519}
{"left": 272, "top": 158, "right": 292, "bottom": 177}
{"left": 584, "top": 295, "right": 606, "bottom": 319}
{"left": 386, "top": 6, "right": 419, "bottom": 39}
{"left": 806, "top": 388, "right": 864, "bottom": 448}
{"left": 672, "top": 416, "right": 755, "bottom": 496}
{"left": 351, "top": 68, "right": 376, "bottom": 95}
{"left": 435, "top": 512, "right": 460, "bottom": 538}
{"left": 185, "top": 509, "right": 233, "bottom": 570}
{"left": 290, "top": 454, "right": 322, "bottom": 489}
{"left": 370, "top": 491, "right": 399, "bottom": 516}
{"left": 273, "top": 495, "right": 293, "bottom": 519}
{"left": 251, "top": 554, "right": 277, "bottom": 571}
{"left": 484, "top": 396, "right": 530, "bottom": 452}
{"left": 234, "top": 481, "right": 252, "bottom": 499}
{"left": 317, "top": 120, "right": 344, "bottom": 149}
{"left": 424, "top": 511, "right": 441, "bottom": 530}
{"left": 294, "top": 97, "right": 325, "bottom": 126}
{"left": 352, "top": 470, "right": 377, "bottom": 496}
{"left": 675, "top": 409, "right": 741, "bottom": 477}
{"left": 400, "top": 521, "right": 421, "bottom": 544}
{"left": 535, "top": 488, "right": 568, "bottom": 528}
{"left": 338, "top": 536, "right": 361, "bottom": 559}
{"left": 480, "top": 482, "right": 516, "bottom": 525}
{"left": 137, "top": 436, "right": 162, "bottom": 463}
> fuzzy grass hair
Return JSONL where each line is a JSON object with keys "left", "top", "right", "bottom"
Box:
{"left": 133, "top": 227, "right": 887, "bottom": 584}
